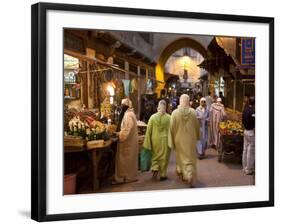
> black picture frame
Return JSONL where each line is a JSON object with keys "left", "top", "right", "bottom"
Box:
{"left": 31, "top": 2, "right": 274, "bottom": 222}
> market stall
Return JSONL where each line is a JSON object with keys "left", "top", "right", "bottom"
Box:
{"left": 64, "top": 111, "right": 119, "bottom": 191}
{"left": 63, "top": 50, "right": 152, "bottom": 193}
{"left": 64, "top": 112, "right": 148, "bottom": 191}
{"left": 217, "top": 110, "right": 244, "bottom": 163}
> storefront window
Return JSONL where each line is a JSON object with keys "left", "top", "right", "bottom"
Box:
{"left": 214, "top": 76, "right": 225, "bottom": 96}
{"left": 64, "top": 54, "right": 80, "bottom": 99}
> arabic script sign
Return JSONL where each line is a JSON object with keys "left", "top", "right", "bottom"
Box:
{"left": 241, "top": 38, "right": 255, "bottom": 66}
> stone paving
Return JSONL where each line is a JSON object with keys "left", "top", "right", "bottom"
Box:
{"left": 91, "top": 148, "right": 254, "bottom": 194}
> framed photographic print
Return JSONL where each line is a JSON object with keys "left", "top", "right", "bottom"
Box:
{"left": 31, "top": 2, "right": 274, "bottom": 222}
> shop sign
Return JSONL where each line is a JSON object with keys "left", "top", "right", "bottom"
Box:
{"left": 64, "top": 54, "right": 79, "bottom": 69}
{"left": 241, "top": 38, "right": 255, "bottom": 66}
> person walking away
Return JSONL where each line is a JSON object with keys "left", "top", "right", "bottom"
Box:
{"left": 205, "top": 91, "right": 213, "bottom": 110}
{"left": 209, "top": 97, "right": 226, "bottom": 149}
{"left": 242, "top": 97, "right": 255, "bottom": 175}
{"left": 113, "top": 98, "right": 138, "bottom": 184}
{"left": 143, "top": 100, "right": 171, "bottom": 181}
{"left": 219, "top": 91, "right": 225, "bottom": 105}
{"left": 196, "top": 98, "right": 209, "bottom": 159}
{"left": 205, "top": 92, "right": 213, "bottom": 146}
{"left": 169, "top": 94, "right": 200, "bottom": 187}
{"left": 192, "top": 93, "right": 201, "bottom": 109}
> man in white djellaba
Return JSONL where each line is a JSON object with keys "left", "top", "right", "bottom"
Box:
{"left": 113, "top": 98, "right": 139, "bottom": 184}
{"left": 196, "top": 97, "right": 209, "bottom": 159}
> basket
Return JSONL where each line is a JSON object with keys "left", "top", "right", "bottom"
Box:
{"left": 64, "top": 136, "right": 86, "bottom": 148}
{"left": 64, "top": 173, "right": 77, "bottom": 195}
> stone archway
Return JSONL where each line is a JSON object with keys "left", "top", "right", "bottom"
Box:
{"left": 155, "top": 37, "right": 208, "bottom": 95}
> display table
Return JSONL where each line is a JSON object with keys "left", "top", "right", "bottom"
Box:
{"left": 217, "top": 119, "right": 244, "bottom": 163}
{"left": 64, "top": 134, "right": 144, "bottom": 191}
{"left": 217, "top": 131, "right": 243, "bottom": 163}
{"left": 64, "top": 136, "right": 87, "bottom": 152}
{"left": 64, "top": 136, "right": 117, "bottom": 191}
{"left": 86, "top": 140, "right": 114, "bottom": 190}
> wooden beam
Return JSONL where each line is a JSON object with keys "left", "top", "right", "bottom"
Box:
{"left": 64, "top": 49, "right": 149, "bottom": 79}
{"left": 233, "top": 73, "right": 237, "bottom": 112}
{"left": 115, "top": 51, "right": 155, "bottom": 71}
{"left": 65, "top": 29, "right": 156, "bottom": 68}
{"left": 81, "top": 61, "right": 88, "bottom": 108}
{"left": 137, "top": 66, "right": 141, "bottom": 119}
{"left": 124, "top": 61, "right": 129, "bottom": 80}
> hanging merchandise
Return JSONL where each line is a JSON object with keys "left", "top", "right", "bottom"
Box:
{"left": 122, "top": 79, "right": 130, "bottom": 96}
{"left": 130, "top": 78, "right": 138, "bottom": 93}
{"left": 99, "top": 82, "right": 116, "bottom": 120}
{"left": 114, "top": 79, "right": 125, "bottom": 104}
{"left": 100, "top": 97, "right": 114, "bottom": 120}
{"left": 104, "top": 69, "right": 113, "bottom": 81}
{"left": 146, "top": 79, "right": 153, "bottom": 90}
{"left": 93, "top": 68, "right": 101, "bottom": 108}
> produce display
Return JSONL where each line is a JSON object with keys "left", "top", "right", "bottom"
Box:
{"left": 219, "top": 120, "right": 243, "bottom": 135}
{"left": 89, "top": 120, "right": 105, "bottom": 132}
{"left": 79, "top": 110, "right": 98, "bottom": 120}
{"left": 67, "top": 116, "right": 109, "bottom": 141}
{"left": 218, "top": 119, "right": 244, "bottom": 163}
{"left": 107, "top": 124, "right": 117, "bottom": 136}
{"left": 225, "top": 108, "right": 242, "bottom": 121}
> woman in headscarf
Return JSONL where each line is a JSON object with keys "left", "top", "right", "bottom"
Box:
{"left": 169, "top": 94, "right": 200, "bottom": 187}
{"left": 143, "top": 100, "right": 171, "bottom": 181}
{"left": 196, "top": 97, "right": 209, "bottom": 159}
{"left": 113, "top": 98, "right": 139, "bottom": 184}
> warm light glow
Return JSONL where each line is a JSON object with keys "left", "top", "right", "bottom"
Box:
{"left": 181, "top": 56, "right": 190, "bottom": 69}
{"left": 107, "top": 84, "right": 115, "bottom": 96}
{"left": 109, "top": 96, "right": 114, "bottom": 105}
{"left": 165, "top": 55, "right": 203, "bottom": 82}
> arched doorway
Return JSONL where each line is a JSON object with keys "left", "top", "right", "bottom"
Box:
{"left": 155, "top": 37, "right": 207, "bottom": 95}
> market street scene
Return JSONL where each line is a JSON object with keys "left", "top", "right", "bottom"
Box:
{"left": 63, "top": 29, "right": 255, "bottom": 194}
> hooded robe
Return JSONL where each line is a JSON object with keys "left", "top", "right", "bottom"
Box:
{"left": 143, "top": 112, "right": 171, "bottom": 177}
{"left": 196, "top": 105, "right": 209, "bottom": 155}
{"left": 115, "top": 108, "right": 139, "bottom": 183}
{"left": 209, "top": 102, "right": 226, "bottom": 148}
{"left": 169, "top": 107, "right": 200, "bottom": 182}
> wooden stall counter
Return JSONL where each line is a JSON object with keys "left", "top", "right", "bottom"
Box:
{"left": 86, "top": 139, "right": 114, "bottom": 190}
{"left": 64, "top": 136, "right": 86, "bottom": 152}
{"left": 64, "top": 136, "right": 118, "bottom": 192}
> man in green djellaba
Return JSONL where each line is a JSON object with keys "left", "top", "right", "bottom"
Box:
{"left": 143, "top": 100, "right": 171, "bottom": 181}
{"left": 169, "top": 94, "right": 200, "bottom": 187}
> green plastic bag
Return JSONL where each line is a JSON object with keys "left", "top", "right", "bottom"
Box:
{"left": 140, "top": 147, "right": 152, "bottom": 172}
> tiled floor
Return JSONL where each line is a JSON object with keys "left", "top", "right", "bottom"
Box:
{"left": 81, "top": 148, "right": 254, "bottom": 194}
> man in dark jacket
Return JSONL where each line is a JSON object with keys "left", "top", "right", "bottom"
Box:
{"left": 242, "top": 96, "right": 255, "bottom": 175}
